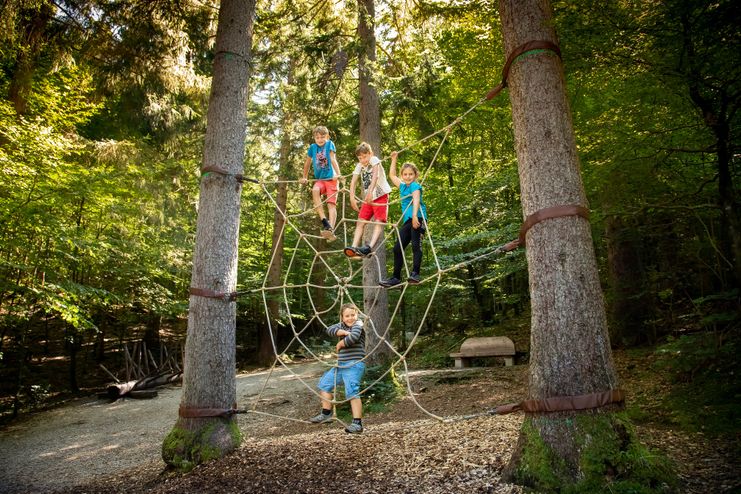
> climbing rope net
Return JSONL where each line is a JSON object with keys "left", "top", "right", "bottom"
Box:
{"left": 238, "top": 98, "right": 521, "bottom": 430}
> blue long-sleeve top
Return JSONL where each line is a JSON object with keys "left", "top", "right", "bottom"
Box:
{"left": 326, "top": 320, "right": 365, "bottom": 363}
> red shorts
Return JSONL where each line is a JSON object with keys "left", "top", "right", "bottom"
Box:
{"left": 358, "top": 193, "right": 388, "bottom": 222}
{"left": 314, "top": 179, "right": 338, "bottom": 205}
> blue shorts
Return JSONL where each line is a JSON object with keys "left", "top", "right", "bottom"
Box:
{"left": 317, "top": 360, "right": 366, "bottom": 400}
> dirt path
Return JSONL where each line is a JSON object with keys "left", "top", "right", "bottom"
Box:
{"left": 1, "top": 358, "right": 738, "bottom": 494}
{"left": 0, "top": 360, "right": 328, "bottom": 494}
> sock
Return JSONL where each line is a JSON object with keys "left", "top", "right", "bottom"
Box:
{"left": 352, "top": 417, "right": 362, "bottom": 425}
{"left": 321, "top": 408, "right": 332, "bottom": 416}
{"left": 321, "top": 218, "right": 331, "bottom": 228}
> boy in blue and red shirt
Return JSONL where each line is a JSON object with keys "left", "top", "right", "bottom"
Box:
{"left": 301, "top": 125, "right": 341, "bottom": 241}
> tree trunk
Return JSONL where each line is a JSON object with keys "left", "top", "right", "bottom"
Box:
{"left": 357, "top": 0, "right": 391, "bottom": 366}
{"left": 605, "top": 214, "right": 654, "bottom": 346}
{"left": 8, "top": 3, "right": 52, "bottom": 116}
{"left": 681, "top": 13, "right": 741, "bottom": 287}
{"left": 497, "top": 0, "right": 645, "bottom": 489}
{"left": 143, "top": 311, "right": 162, "bottom": 357}
{"left": 64, "top": 326, "right": 81, "bottom": 393}
{"left": 162, "top": 0, "right": 255, "bottom": 469}
{"left": 259, "top": 62, "right": 294, "bottom": 366}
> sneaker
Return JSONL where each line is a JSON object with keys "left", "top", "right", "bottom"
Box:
{"left": 407, "top": 272, "right": 421, "bottom": 284}
{"left": 356, "top": 245, "right": 372, "bottom": 257}
{"left": 320, "top": 226, "right": 336, "bottom": 242}
{"left": 344, "top": 422, "right": 364, "bottom": 434}
{"left": 344, "top": 246, "right": 361, "bottom": 258}
{"left": 309, "top": 412, "right": 333, "bottom": 424}
{"left": 379, "top": 277, "right": 402, "bottom": 288}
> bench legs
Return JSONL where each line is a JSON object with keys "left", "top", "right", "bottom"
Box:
{"left": 455, "top": 356, "right": 513, "bottom": 367}
{"left": 454, "top": 357, "right": 471, "bottom": 368}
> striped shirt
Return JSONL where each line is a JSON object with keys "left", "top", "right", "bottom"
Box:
{"left": 326, "top": 320, "right": 365, "bottom": 363}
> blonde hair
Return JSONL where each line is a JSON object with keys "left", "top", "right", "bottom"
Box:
{"left": 401, "top": 162, "right": 419, "bottom": 178}
{"left": 313, "top": 125, "right": 329, "bottom": 137}
{"left": 339, "top": 303, "right": 358, "bottom": 320}
{"left": 355, "top": 141, "right": 373, "bottom": 156}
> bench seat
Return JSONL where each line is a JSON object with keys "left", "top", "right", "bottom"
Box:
{"left": 449, "top": 336, "right": 516, "bottom": 368}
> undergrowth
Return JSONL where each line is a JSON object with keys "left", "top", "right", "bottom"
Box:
{"left": 335, "top": 364, "right": 404, "bottom": 421}
{"left": 652, "top": 332, "right": 740, "bottom": 443}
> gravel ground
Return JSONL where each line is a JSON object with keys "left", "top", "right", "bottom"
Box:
{"left": 0, "top": 359, "right": 738, "bottom": 494}
{"left": 0, "top": 360, "right": 330, "bottom": 494}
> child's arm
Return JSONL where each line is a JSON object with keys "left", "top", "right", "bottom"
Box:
{"left": 325, "top": 322, "right": 339, "bottom": 337}
{"left": 349, "top": 174, "right": 360, "bottom": 211}
{"left": 388, "top": 151, "right": 402, "bottom": 187}
{"left": 411, "top": 188, "right": 422, "bottom": 229}
{"left": 330, "top": 151, "right": 340, "bottom": 182}
{"left": 335, "top": 327, "right": 349, "bottom": 351}
{"left": 342, "top": 321, "right": 363, "bottom": 346}
{"left": 300, "top": 156, "right": 312, "bottom": 185}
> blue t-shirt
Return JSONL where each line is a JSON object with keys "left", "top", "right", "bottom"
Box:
{"left": 307, "top": 140, "right": 336, "bottom": 180}
{"left": 399, "top": 181, "right": 427, "bottom": 222}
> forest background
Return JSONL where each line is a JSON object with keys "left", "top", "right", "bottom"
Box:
{"left": 0, "top": 0, "right": 738, "bottom": 446}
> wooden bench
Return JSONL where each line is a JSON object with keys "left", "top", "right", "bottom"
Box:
{"left": 449, "top": 336, "right": 516, "bottom": 368}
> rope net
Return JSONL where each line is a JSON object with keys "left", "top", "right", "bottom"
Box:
{"left": 238, "top": 95, "right": 519, "bottom": 429}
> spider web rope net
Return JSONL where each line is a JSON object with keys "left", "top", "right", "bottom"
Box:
{"left": 239, "top": 97, "right": 517, "bottom": 428}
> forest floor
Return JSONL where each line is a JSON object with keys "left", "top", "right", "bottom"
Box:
{"left": 0, "top": 350, "right": 738, "bottom": 494}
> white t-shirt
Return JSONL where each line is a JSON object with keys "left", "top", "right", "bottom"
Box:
{"left": 353, "top": 156, "right": 392, "bottom": 200}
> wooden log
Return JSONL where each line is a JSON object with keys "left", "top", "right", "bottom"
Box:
{"left": 105, "top": 371, "right": 182, "bottom": 400}
{"left": 106, "top": 380, "right": 137, "bottom": 400}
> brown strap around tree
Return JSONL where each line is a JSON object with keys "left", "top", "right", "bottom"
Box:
{"left": 502, "top": 204, "right": 590, "bottom": 252}
{"left": 201, "top": 165, "right": 259, "bottom": 184}
{"left": 189, "top": 287, "right": 238, "bottom": 302}
{"left": 485, "top": 40, "right": 562, "bottom": 101}
{"left": 179, "top": 405, "right": 242, "bottom": 418}
{"left": 493, "top": 389, "right": 625, "bottom": 415}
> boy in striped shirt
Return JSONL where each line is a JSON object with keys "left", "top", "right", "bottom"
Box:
{"left": 308, "top": 303, "right": 366, "bottom": 433}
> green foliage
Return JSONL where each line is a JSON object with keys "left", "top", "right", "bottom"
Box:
{"left": 653, "top": 333, "right": 741, "bottom": 438}
{"left": 405, "top": 332, "right": 463, "bottom": 369}
{"left": 360, "top": 364, "right": 404, "bottom": 414}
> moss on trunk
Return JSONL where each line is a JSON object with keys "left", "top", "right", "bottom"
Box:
{"left": 162, "top": 419, "right": 242, "bottom": 472}
{"left": 506, "top": 411, "right": 677, "bottom": 493}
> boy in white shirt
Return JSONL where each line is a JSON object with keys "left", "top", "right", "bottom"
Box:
{"left": 344, "top": 142, "right": 392, "bottom": 258}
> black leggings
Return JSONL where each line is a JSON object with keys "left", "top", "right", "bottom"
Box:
{"left": 393, "top": 218, "right": 425, "bottom": 278}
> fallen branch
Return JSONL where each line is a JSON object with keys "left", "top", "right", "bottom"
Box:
{"left": 105, "top": 370, "right": 182, "bottom": 400}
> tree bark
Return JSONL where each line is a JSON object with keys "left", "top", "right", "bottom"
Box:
{"left": 357, "top": 0, "right": 391, "bottom": 366}
{"left": 498, "top": 0, "right": 625, "bottom": 488}
{"left": 163, "top": 0, "right": 255, "bottom": 469}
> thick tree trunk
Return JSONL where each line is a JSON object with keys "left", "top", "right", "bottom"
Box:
{"left": 357, "top": 0, "right": 391, "bottom": 366}
{"left": 498, "top": 0, "right": 632, "bottom": 489}
{"left": 163, "top": 0, "right": 255, "bottom": 469}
